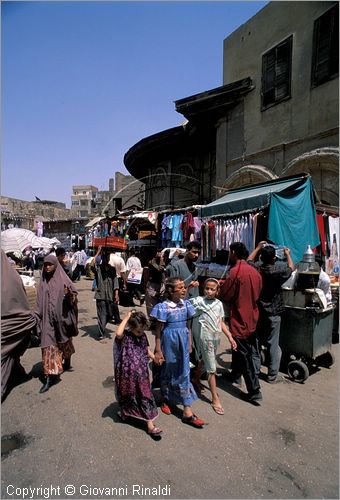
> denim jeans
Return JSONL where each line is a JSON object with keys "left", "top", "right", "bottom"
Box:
{"left": 258, "top": 314, "right": 282, "bottom": 378}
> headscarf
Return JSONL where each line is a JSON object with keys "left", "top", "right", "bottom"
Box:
{"left": 36, "top": 254, "right": 78, "bottom": 345}
{"left": 1, "top": 250, "right": 36, "bottom": 398}
{"left": 1, "top": 249, "right": 36, "bottom": 338}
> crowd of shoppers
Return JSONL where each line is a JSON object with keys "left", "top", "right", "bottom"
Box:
{"left": 2, "top": 238, "right": 333, "bottom": 441}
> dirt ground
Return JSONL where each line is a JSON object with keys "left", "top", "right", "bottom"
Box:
{"left": 1, "top": 277, "right": 339, "bottom": 499}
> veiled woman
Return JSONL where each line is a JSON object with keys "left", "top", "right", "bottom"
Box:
{"left": 1, "top": 250, "right": 36, "bottom": 402}
{"left": 35, "top": 254, "right": 78, "bottom": 393}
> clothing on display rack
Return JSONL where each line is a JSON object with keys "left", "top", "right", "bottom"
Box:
{"left": 200, "top": 213, "right": 263, "bottom": 262}
{"left": 159, "top": 210, "right": 200, "bottom": 248}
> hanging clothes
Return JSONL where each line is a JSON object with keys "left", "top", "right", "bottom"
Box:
{"left": 328, "top": 216, "right": 339, "bottom": 257}
{"left": 170, "top": 213, "right": 184, "bottom": 247}
{"left": 193, "top": 217, "right": 202, "bottom": 241}
{"left": 181, "top": 212, "right": 195, "bottom": 242}
{"left": 316, "top": 214, "right": 327, "bottom": 256}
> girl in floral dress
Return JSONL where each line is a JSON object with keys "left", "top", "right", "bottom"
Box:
{"left": 151, "top": 278, "right": 205, "bottom": 428}
{"left": 113, "top": 311, "right": 162, "bottom": 437}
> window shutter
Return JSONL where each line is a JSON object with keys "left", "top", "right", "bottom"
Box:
{"left": 262, "top": 36, "right": 292, "bottom": 109}
{"left": 312, "top": 4, "right": 339, "bottom": 86}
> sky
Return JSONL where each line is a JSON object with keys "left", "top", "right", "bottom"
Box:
{"left": 1, "top": 0, "right": 266, "bottom": 208}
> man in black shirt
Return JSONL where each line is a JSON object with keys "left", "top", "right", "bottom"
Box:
{"left": 248, "top": 242, "right": 294, "bottom": 383}
{"left": 91, "top": 246, "right": 121, "bottom": 342}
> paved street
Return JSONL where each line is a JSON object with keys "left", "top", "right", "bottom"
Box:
{"left": 1, "top": 277, "right": 339, "bottom": 500}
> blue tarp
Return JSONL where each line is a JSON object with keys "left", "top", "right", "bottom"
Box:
{"left": 200, "top": 176, "right": 309, "bottom": 217}
{"left": 268, "top": 177, "right": 320, "bottom": 264}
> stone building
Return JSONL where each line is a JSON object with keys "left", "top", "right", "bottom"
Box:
{"left": 124, "top": 1, "right": 339, "bottom": 209}
{"left": 96, "top": 172, "right": 145, "bottom": 216}
{"left": 71, "top": 185, "right": 99, "bottom": 219}
{"left": 0, "top": 196, "right": 75, "bottom": 231}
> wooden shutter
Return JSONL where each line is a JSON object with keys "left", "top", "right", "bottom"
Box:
{"left": 262, "top": 36, "right": 292, "bottom": 109}
{"left": 312, "top": 4, "right": 339, "bottom": 87}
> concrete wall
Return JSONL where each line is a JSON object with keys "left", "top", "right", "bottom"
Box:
{"left": 219, "top": 1, "right": 338, "bottom": 204}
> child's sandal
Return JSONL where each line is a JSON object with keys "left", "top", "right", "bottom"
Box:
{"left": 161, "top": 402, "right": 171, "bottom": 415}
{"left": 147, "top": 426, "right": 163, "bottom": 436}
{"left": 181, "top": 414, "right": 205, "bottom": 428}
{"left": 117, "top": 411, "right": 127, "bottom": 421}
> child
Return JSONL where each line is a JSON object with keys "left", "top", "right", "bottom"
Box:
{"left": 113, "top": 311, "right": 162, "bottom": 437}
{"left": 189, "top": 278, "right": 237, "bottom": 415}
{"left": 150, "top": 277, "right": 205, "bottom": 429}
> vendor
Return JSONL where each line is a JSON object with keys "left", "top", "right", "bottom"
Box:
{"left": 283, "top": 255, "right": 332, "bottom": 305}
{"left": 315, "top": 255, "right": 333, "bottom": 304}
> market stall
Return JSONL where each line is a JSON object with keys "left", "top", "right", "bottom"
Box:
{"left": 124, "top": 211, "right": 158, "bottom": 266}
{"left": 197, "top": 173, "right": 337, "bottom": 380}
{"left": 86, "top": 216, "right": 128, "bottom": 252}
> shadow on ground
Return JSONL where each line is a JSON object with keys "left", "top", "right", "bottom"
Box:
{"left": 79, "top": 324, "right": 100, "bottom": 341}
{"left": 102, "top": 402, "right": 162, "bottom": 440}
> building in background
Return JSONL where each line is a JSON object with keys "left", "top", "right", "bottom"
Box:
{"left": 98, "top": 172, "right": 145, "bottom": 217}
{"left": 0, "top": 196, "right": 74, "bottom": 230}
{"left": 217, "top": 0, "right": 338, "bottom": 205}
{"left": 71, "top": 185, "right": 99, "bottom": 219}
{"left": 124, "top": 1, "right": 338, "bottom": 209}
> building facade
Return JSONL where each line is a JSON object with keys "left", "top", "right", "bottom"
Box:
{"left": 98, "top": 172, "right": 145, "bottom": 216}
{"left": 218, "top": 1, "right": 338, "bottom": 205}
{"left": 124, "top": 1, "right": 339, "bottom": 209}
{"left": 71, "top": 185, "right": 99, "bottom": 219}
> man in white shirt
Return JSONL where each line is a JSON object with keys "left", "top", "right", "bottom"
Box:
{"left": 126, "top": 250, "right": 144, "bottom": 306}
{"left": 109, "top": 251, "right": 127, "bottom": 288}
{"left": 315, "top": 256, "right": 332, "bottom": 304}
{"left": 283, "top": 256, "right": 332, "bottom": 304}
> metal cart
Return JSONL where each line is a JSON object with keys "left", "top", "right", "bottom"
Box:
{"left": 279, "top": 305, "right": 335, "bottom": 382}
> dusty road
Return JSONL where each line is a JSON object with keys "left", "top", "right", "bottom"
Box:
{"left": 1, "top": 277, "right": 339, "bottom": 499}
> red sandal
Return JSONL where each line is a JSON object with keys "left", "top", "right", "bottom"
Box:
{"left": 161, "top": 402, "right": 172, "bottom": 415}
{"left": 182, "top": 414, "right": 205, "bottom": 428}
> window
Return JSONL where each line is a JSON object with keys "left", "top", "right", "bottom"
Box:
{"left": 261, "top": 35, "right": 293, "bottom": 109}
{"left": 80, "top": 199, "right": 88, "bottom": 206}
{"left": 311, "top": 4, "right": 339, "bottom": 87}
{"left": 72, "top": 200, "right": 80, "bottom": 206}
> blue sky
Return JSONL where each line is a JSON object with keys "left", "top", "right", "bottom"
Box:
{"left": 1, "top": 1, "right": 266, "bottom": 207}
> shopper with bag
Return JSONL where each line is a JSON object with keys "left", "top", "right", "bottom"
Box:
{"left": 126, "top": 250, "right": 145, "bottom": 306}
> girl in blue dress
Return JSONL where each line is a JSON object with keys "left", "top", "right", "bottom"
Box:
{"left": 151, "top": 277, "right": 205, "bottom": 428}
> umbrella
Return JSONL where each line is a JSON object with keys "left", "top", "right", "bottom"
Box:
{"left": 39, "top": 236, "right": 61, "bottom": 248}
{"left": 0, "top": 228, "right": 59, "bottom": 254}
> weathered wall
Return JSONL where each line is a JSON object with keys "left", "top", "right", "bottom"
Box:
{"left": 1, "top": 196, "right": 75, "bottom": 230}
{"left": 219, "top": 1, "right": 339, "bottom": 204}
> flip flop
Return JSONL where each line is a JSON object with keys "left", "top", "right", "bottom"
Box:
{"left": 147, "top": 426, "right": 163, "bottom": 436}
{"left": 211, "top": 404, "right": 225, "bottom": 415}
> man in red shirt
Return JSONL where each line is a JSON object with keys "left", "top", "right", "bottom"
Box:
{"left": 220, "top": 242, "right": 263, "bottom": 403}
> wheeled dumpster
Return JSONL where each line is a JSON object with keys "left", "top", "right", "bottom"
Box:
{"left": 280, "top": 305, "right": 335, "bottom": 382}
